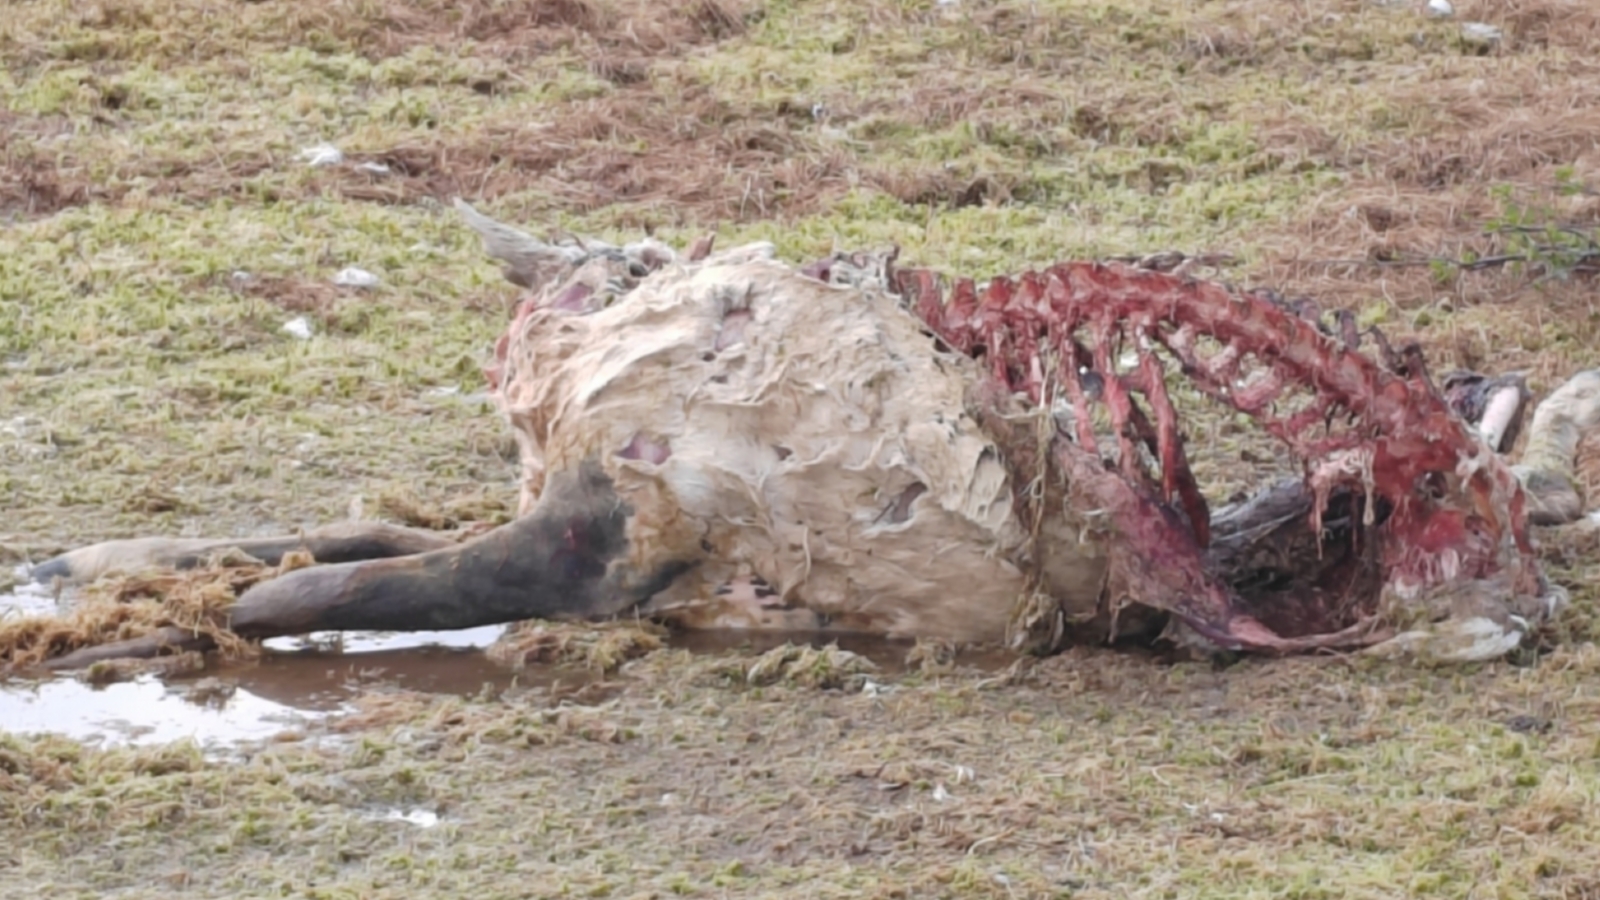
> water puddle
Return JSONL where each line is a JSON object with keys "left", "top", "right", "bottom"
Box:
{"left": 0, "top": 675, "right": 330, "bottom": 749}
{"left": 1, "top": 571, "right": 533, "bottom": 750}
{"left": 0, "top": 637, "right": 604, "bottom": 751}
{"left": 261, "top": 625, "right": 509, "bottom": 658}
{"left": 1, "top": 564, "right": 1012, "bottom": 751}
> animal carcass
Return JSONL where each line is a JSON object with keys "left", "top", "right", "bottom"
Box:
{"left": 29, "top": 201, "right": 1600, "bottom": 668}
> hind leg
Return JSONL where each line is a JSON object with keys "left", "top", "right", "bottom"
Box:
{"left": 1514, "top": 369, "right": 1600, "bottom": 526}
{"left": 28, "top": 520, "right": 457, "bottom": 586}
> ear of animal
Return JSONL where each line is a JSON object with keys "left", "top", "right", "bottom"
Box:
{"left": 40, "top": 459, "right": 698, "bottom": 671}
{"left": 452, "top": 197, "right": 586, "bottom": 291}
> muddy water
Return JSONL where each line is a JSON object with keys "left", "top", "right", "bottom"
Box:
{"left": 0, "top": 614, "right": 525, "bottom": 750}
{"left": 0, "top": 674, "right": 332, "bottom": 748}
{"left": 1, "top": 567, "right": 973, "bottom": 750}
{"left": 0, "top": 624, "right": 600, "bottom": 750}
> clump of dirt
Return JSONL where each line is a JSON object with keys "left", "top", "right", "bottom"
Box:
{"left": 0, "top": 549, "right": 313, "bottom": 669}
{"left": 223, "top": 273, "right": 347, "bottom": 325}
{"left": 76, "top": 651, "right": 208, "bottom": 686}
{"left": 486, "top": 620, "right": 666, "bottom": 673}
{"left": 0, "top": 115, "right": 94, "bottom": 220}
{"left": 707, "top": 642, "right": 881, "bottom": 690}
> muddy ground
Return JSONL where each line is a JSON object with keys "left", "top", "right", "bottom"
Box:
{"left": 4, "top": 0, "right": 1600, "bottom": 896}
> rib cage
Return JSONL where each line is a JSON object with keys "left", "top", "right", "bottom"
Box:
{"left": 888, "top": 259, "right": 1544, "bottom": 651}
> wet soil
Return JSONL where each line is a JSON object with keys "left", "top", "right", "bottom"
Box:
{"left": 0, "top": 575, "right": 1002, "bottom": 749}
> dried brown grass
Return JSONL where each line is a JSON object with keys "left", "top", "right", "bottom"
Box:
{"left": 326, "top": 87, "right": 849, "bottom": 218}
{"left": 2, "top": 0, "right": 752, "bottom": 69}
{"left": 294, "top": 82, "right": 1011, "bottom": 219}
{"left": 0, "top": 140, "right": 280, "bottom": 219}
{"left": 331, "top": 0, "right": 752, "bottom": 62}
{"left": 1320, "top": 45, "right": 1600, "bottom": 192}
{"left": 0, "top": 549, "right": 315, "bottom": 669}
{"left": 0, "top": 78, "right": 866, "bottom": 223}
{"left": 374, "top": 488, "right": 513, "bottom": 531}
{"left": 1243, "top": 6, "right": 1600, "bottom": 392}
{"left": 0, "top": 112, "right": 92, "bottom": 220}
{"left": 0, "top": 0, "right": 762, "bottom": 219}
{"left": 1258, "top": 192, "right": 1600, "bottom": 410}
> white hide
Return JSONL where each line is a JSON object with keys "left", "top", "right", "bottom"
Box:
{"left": 492, "top": 257, "right": 1108, "bottom": 641}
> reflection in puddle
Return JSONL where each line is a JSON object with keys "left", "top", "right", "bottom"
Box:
{"left": 0, "top": 624, "right": 915, "bottom": 751}
{"left": 262, "top": 625, "right": 507, "bottom": 656}
{"left": 0, "top": 675, "right": 330, "bottom": 748}
{"left": 0, "top": 622, "right": 1010, "bottom": 750}
{"left": 238, "top": 635, "right": 521, "bottom": 713}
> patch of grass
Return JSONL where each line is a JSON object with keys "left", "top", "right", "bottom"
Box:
{"left": 5, "top": 647, "right": 1600, "bottom": 897}
{"left": 2, "top": 198, "right": 518, "bottom": 550}
{"left": 6, "top": 0, "right": 1600, "bottom": 894}
{"left": 707, "top": 641, "right": 881, "bottom": 689}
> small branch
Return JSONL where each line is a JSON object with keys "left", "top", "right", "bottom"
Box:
{"left": 1290, "top": 251, "right": 1600, "bottom": 274}
{"left": 1490, "top": 223, "right": 1600, "bottom": 249}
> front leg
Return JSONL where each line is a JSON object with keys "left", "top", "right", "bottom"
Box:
{"left": 41, "top": 459, "right": 700, "bottom": 669}
{"left": 229, "top": 459, "right": 696, "bottom": 635}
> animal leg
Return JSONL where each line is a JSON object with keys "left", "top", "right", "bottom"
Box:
{"left": 1514, "top": 369, "right": 1600, "bottom": 526}
{"left": 28, "top": 521, "right": 455, "bottom": 586}
{"left": 42, "top": 459, "right": 699, "bottom": 670}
